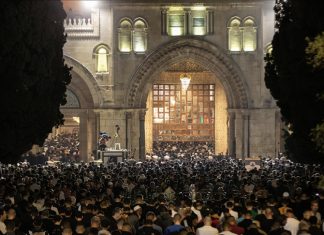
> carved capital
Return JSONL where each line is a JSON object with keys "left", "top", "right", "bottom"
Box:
{"left": 125, "top": 112, "right": 132, "bottom": 119}
{"left": 139, "top": 110, "right": 146, "bottom": 121}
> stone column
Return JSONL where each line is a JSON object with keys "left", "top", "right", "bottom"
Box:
{"left": 207, "top": 9, "right": 214, "bottom": 34}
{"left": 87, "top": 110, "right": 96, "bottom": 158}
{"left": 125, "top": 112, "right": 132, "bottom": 151}
{"left": 242, "top": 112, "right": 250, "bottom": 159}
{"left": 228, "top": 110, "right": 236, "bottom": 157}
{"left": 79, "top": 111, "right": 88, "bottom": 162}
{"left": 184, "top": 9, "right": 190, "bottom": 35}
{"left": 161, "top": 8, "right": 168, "bottom": 35}
{"left": 139, "top": 109, "right": 146, "bottom": 161}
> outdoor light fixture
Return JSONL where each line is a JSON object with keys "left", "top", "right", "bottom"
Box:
{"left": 82, "top": 1, "right": 97, "bottom": 9}
{"left": 180, "top": 73, "right": 191, "bottom": 91}
{"left": 180, "top": 61, "right": 191, "bottom": 91}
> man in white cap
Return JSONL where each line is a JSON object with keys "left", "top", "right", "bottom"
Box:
{"left": 128, "top": 205, "right": 142, "bottom": 231}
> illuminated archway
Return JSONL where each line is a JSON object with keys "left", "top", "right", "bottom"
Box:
{"left": 127, "top": 38, "right": 250, "bottom": 157}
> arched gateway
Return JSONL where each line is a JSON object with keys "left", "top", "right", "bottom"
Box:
{"left": 56, "top": 55, "right": 100, "bottom": 161}
{"left": 127, "top": 39, "right": 251, "bottom": 159}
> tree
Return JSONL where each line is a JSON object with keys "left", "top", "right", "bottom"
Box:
{"left": 306, "top": 32, "right": 324, "bottom": 153}
{"left": 0, "top": 1, "right": 71, "bottom": 163}
{"left": 265, "top": 0, "right": 324, "bottom": 163}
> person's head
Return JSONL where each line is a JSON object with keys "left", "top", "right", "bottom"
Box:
{"left": 264, "top": 207, "right": 273, "bottom": 218}
{"left": 303, "top": 210, "right": 312, "bottom": 220}
{"left": 133, "top": 205, "right": 142, "bottom": 216}
{"left": 122, "top": 222, "right": 133, "bottom": 234}
{"left": 222, "top": 222, "right": 231, "bottom": 231}
{"left": 75, "top": 222, "right": 86, "bottom": 234}
{"left": 62, "top": 228, "right": 73, "bottom": 235}
{"left": 146, "top": 211, "right": 156, "bottom": 222}
{"left": 112, "top": 207, "right": 123, "bottom": 221}
{"left": 243, "top": 210, "right": 253, "bottom": 220}
{"left": 226, "top": 216, "right": 236, "bottom": 226}
{"left": 285, "top": 209, "right": 294, "bottom": 218}
{"left": 310, "top": 201, "right": 319, "bottom": 212}
{"left": 203, "top": 216, "right": 212, "bottom": 226}
{"left": 7, "top": 208, "right": 16, "bottom": 219}
{"left": 173, "top": 213, "right": 182, "bottom": 224}
{"left": 91, "top": 216, "right": 101, "bottom": 228}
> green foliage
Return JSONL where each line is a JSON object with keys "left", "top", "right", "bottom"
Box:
{"left": 306, "top": 32, "right": 324, "bottom": 69}
{"left": 0, "top": 1, "right": 71, "bottom": 163}
{"left": 265, "top": 0, "right": 324, "bottom": 163}
{"left": 306, "top": 32, "right": 324, "bottom": 153}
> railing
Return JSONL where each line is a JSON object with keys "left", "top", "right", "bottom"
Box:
{"left": 64, "top": 17, "right": 93, "bottom": 31}
{"left": 64, "top": 9, "right": 100, "bottom": 38}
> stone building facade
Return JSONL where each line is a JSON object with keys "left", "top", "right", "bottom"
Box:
{"left": 61, "top": 0, "right": 283, "bottom": 161}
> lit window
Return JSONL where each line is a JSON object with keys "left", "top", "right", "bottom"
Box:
{"left": 243, "top": 18, "right": 257, "bottom": 52}
{"left": 228, "top": 18, "right": 242, "bottom": 52}
{"left": 133, "top": 19, "right": 148, "bottom": 53}
{"left": 190, "top": 8, "right": 206, "bottom": 35}
{"left": 93, "top": 45, "right": 109, "bottom": 73}
{"left": 118, "top": 19, "right": 132, "bottom": 52}
{"left": 167, "top": 9, "right": 185, "bottom": 36}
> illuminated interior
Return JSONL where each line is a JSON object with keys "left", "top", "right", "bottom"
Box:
{"left": 96, "top": 47, "right": 108, "bottom": 72}
{"left": 167, "top": 9, "right": 185, "bottom": 36}
{"left": 145, "top": 62, "right": 228, "bottom": 153}
{"left": 243, "top": 18, "right": 257, "bottom": 51}
{"left": 145, "top": 61, "right": 228, "bottom": 154}
{"left": 228, "top": 18, "right": 242, "bottom": 52}
{"left": 133, "top": 19, "right": 147, "bottom": 52}
{"left": 191, "top": 9, "right": 206, "bottom": 35}
{"left": 119, "top": 19, "right": 132, "bottom": 52}
{"left": 152, "top": 83, "right": 215, "bottom": 141}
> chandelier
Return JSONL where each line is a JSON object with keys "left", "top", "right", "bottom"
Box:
{"left": 180, "top": 73, "right": 191, "bottom": 91}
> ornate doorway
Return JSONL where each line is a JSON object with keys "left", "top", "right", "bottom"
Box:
{"left": 145, "top": 60, "right": 229, "bottom": 154}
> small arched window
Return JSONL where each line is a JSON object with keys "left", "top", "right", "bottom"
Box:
{"left": 133, "top": 19, "right": 148, "bottom": 53}
{"left": 93, "top": 45, "right": 109, "bottom": 73}
{"left": 243, "top": 18, "right": 257, "bottom": 52}
{"left": 228, "top": 18, "right": 242, "bottom": 52}
{"left": 118, "top": 19, "right": 132, "bottom": 52}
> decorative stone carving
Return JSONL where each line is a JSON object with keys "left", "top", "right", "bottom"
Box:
{"left": 126, "top": 39, "right": 249, "bottom": 109}
{"left": 139, "top": 110, "right": 146, "bottom": 121}
{"left": 166, "top": 61, "right": 207, "bottom": 72}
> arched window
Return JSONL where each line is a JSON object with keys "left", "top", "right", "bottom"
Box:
{"left": 243, "top": 18, "right": 257, "bottom": 52}
{"left": 228, "top": 18, "right": 242, "bottom": 52}
{"left": 167, "top": 8, "right": 185, "bottom": 36}
{"left": 133, "top": 19, "right": 148, "bottom": 53}
{"left": 118, "top": 19, "right": 132, "bottom": 52}
{"left": 93, "top": 45, "right": 109, "bottom": 73}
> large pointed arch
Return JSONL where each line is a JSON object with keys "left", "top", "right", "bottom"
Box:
{"left": 63, "top": 54, "right": 102, "bottom": 108}
{"left": 126, "top": 38, "right": 250, "bottom": 109}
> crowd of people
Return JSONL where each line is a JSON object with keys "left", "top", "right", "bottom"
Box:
{"left": 151, "top": 142, "right": 217, "bottom": 159}
{"left": 43, "top": 132, "right": 80, "bottom": 162}
{"left": 0, "top": 146, "right": 323, "bottom": 235}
